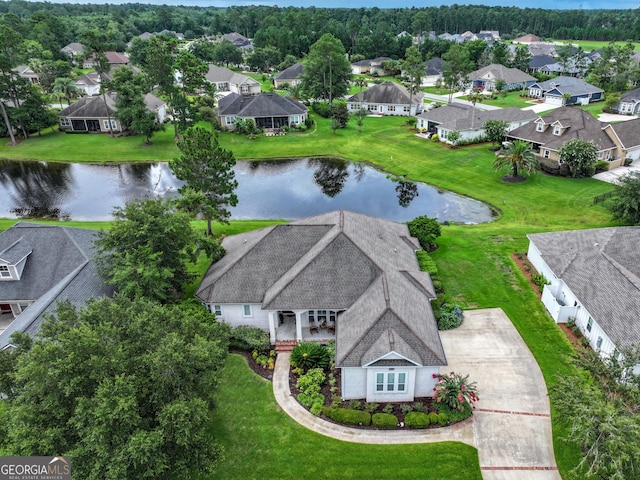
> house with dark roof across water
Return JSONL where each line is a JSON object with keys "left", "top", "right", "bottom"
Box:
{"left": 195, "top": 210, "right": 447, "bottom": 402}
{"left": 217, "top": 92, "right": 307, "bottom": 130}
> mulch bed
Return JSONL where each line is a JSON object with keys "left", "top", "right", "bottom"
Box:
{"left": 501, "top": 174, "right": 528, "bottom": 183}
{"left": 232, "top": 348, "right": 274, "bottom": 381}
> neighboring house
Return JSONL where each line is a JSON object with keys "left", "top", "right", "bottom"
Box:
{"left": 528, "top": 76, "right": 603, "bottom": 106}
{"left": 60, "top": 42, "right": 85, "bottom": 60}
{"left": 416, "top": 103, "right": 536, "bottom": 144}
{"left": 507, "top": 106, "right": 637, "bottom": 167}
{"left": 527, "top": 227, "right": 640, "bottom": 367}
{"left": 528, "top": 55, "right": 556, "bottom": 74}
{"left": 350, "top": 57, "right": 391, "bottom": 75}
{"left": 478, "top": 30, "right": 500, "bottom": 40}
{"left": 82, "top": 51, "right": 129, "bottom": 69}
{"left": 273, "top": 63, "right": 304, "bottom": 89}
{"left": 205, "top": 65, "right": 261, "bottom": 96}
{"left": 346, "top": 81, "right": 424, "bottom": 116}
{"left": 0, "top": 223, "right": 114, "bottom": 350}
{"left": 195, "top": 210, "right": 446, "bottom": 402}
{"left": 468, "top": 64, "right": 536, "bottom": 91}
{"left": 527, "top": 43, "right": 557, "bottom": 57}
{"left": 220, "top": 32, "right": 253, "bottom": 49}
{"left": 75, "top": 65, "right": 142, "bottom": 97}
{"left": 421, "top": 57, "right": 444, "bottom": 86}
{"left": 513, "top": 34, "right": 541, "bottom": 44}
{"left": 58, "top": 92, "right": 166, "bottom": 133}
{"left": 217, "top": 92, "right": 307, "bottom": 130}
{"left": 12, "top": 65, "right": 39, "bottom": 84}
{"left": 438, "top": 32, "right": 464, "bottom": 43}
{"left": 617, "top": 87, "right": 640, "bottom": 115}
{"left": 538, "top": 57, "right": 589, "bottom": 77}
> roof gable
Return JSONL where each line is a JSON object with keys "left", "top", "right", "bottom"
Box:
{"left": 348, "top": 81, "right": 423, "bottom": 105}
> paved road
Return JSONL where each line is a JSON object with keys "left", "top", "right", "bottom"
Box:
{"left": 273, "top": 308, "right": 560, "bottom": 480}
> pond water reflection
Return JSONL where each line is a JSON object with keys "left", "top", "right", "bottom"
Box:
{"left": 0, "top": 158, "right": 493, "bottom": 223}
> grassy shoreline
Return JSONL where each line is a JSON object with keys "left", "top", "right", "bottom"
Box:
{"left": 0, "top": 114, "right": 616, "bottom": 477}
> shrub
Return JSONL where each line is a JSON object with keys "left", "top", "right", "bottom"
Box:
{"left": 382, "top": 403, "right": 394, "bottom": 414}
{"left": 624, "top": 158, "right": 633, "bottom": 166}
{"left": 416, "top": 250, "right": 438, "bottom": 274}
{"left": 298, "top": 392, "right": 324, "bottom": 407}
{"left": 431, "top": 134, "right": 438, "bottom": 142}
{"left": 428, "top": 412, "right": 439, "bottom": 425}
{"left": 435, "top": 402, "right": 473, "bottom": 423}
{"left": 349, "top": 400, "right": 362, "bottom": 410}
{"left": 407, "top": 216, "right": 441, "bottom": 252}
{"left": 437, "top": 303, "right": 463, "bottom": 330}
{"left": 400, "top": 404, "right": 414, "bottom": 415}
{"left": 412, "top": 402, "right": 427, "bottom": 413}
{"left": 229, "top": 325, "right": 271, "bottom": 352}
{"left": 290, "top": 342, "right": 330, "bottom": 370}
{"left": 296, "top": 368, "right": 326, "bottom": 393}
{"left": 595, "top": 160, "right": 610, "bottom": 174}
{"left": 531, "top": 273, "right": 549, "bottom": 291}
{"left": 364, "top": 402, "right": 379, "bottom": 414}
{"left": 323, "top": 407, "right": 371, "bottom": 426}
{"left": 433, "top": 372, "right": 479, "bottom": 411}
{"left": 311, "top": 102, "right": 332, "bottom": 118}
{"left": 372, "top": 413, "right": 398, "bottom": 429}
{"left": 255, "top": 355, "right": 269, "bottom": 368}
{"left": 310, "top": 398, "right": 324, "bottom": 416}
{"left": 432, "top": 279, "right": 443, "bottom": 293}
{"left": 437, "top": 412, "right": 449, "bottom": 426}
{"left": 404, "top": 412, "right": 429, "bottom": 428}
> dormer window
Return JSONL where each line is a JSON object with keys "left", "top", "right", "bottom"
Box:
{"left": 553, "top": 125, "right": 561, "bottom": 135}
{"left": 536, "top": 122, "right": 544, "bottom": 132}
{"left": 0, "top": 265, "right": 10, "bottom": 278}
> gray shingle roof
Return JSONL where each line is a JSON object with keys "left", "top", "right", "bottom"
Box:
{"left": 469, "top": 64, "right": 535, "bottom": 84}
{"left": 528, "top": 227, "right": 640, "bottom": 350}
{"left": 529, "top": 55, "right": 556, "bottom": 69}
{"left": 348, "top": 81, "right": 424, "bottom": 105}
{"left": 59, "top": 92, "right": 164, "bottom": 119}
{"left": 425, "top": 57, "right": 444, "bottom": 76}
{"left": 531, "top": 76, "right": 603, "bottom": 97}
{"left": 196, "top": 210, "right": 445, "bottom": 367}
{"left": 417, "top": 103, "right": 536, "bottom": 132}
{"left": 621, "top": 87, "right": 640, "bottom": 102}
{"left": 217, "top": 92, "right": 307, "bottom": 117}
{"left": 508, "top": 107, "right": 615, "bottom": 152}
{"left": 274, "top": 63, "right": 303, "bottom": 82}
{"left": 0, "top": 239, "right": 32, "bottom": 264}
{"left": 0, "top": 223, "right": 114, "bottom": 348}
{"left": 608, "top": 118, "right": 640, "bottom": 149}
{"left": 205, "top": 65, "right": 259, "bottom": 86}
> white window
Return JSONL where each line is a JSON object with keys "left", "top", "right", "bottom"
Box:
{"left": 219, "top": 82, "right": 229, "bottom": 91}
{"left": 226, "top": 116, "right": 235, "bottom": 125}
{"left": 388, "top": 105, "right": 395, "bottom": 112}
{"left": 213, "top": 305, "right": 222, "bottom": 316}
{"left": 291, "top": 115, "right": 299, "bottom": 124}
{"left": 587, "top": 317, "right": 593, "bottom": 332}
{"left": 241, "top": 84, "right": 249, "bottom": 93}
{"left": 441, "top": 130, "right": 448, "bottom": 139}
{"left": 403, "top": 105, "right": 411, "bottom": 112}
{"left": 60, "top": 117, "right": 70, "bottom": 126}
{"left": 553, "top": 125, "right": 561, "bottom": 135}
{"left": 243, "top": 305, "right": 252, "bottom": 317}
{"left": 536, "top": 122, "right": 544, "bottom": 132}
{"left": 111, "top": 120, "right": 117, "bottom": 129}
{"left": 0, "top": 265, "right": 11, "bottom": 278}
{"left": 103, "top": 120, "right": 110, "bottom": 129}
{"left": 543, "top": 150, "right": 550, "bottom": 158}
{"left": 596, "top": 336, "right": 603, "bottom": 350}
{"left": 376, "top": 372, "right": 406, "bottom": 392}
{"left": 368, "top": 104, "right": 377, "bottom": 111}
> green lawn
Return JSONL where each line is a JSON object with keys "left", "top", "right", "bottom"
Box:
{"left": 461, "top": 91, "right": 535, "bottom": 109}
{"left": 0, "top": 113, "right": 618, "bottom": 478}
{"left": 547, "top": 39, "right": 640, "bottom": 52}
{"left": 207, "top": 354, "right": 482, "bottom": 480}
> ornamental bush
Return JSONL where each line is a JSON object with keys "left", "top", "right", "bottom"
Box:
{"left": 407, "top": 217, "right": 441, "bottom": 252}
{"left": 437, "top": 303, "right": 463, "bottom": 330}
{"left": 372, "top": 413, "right": 398, "bottom": 429}
{"left": 428, "top": 412, "right": 439, "bottom": 425}
{"left": 416, "top": 250, "right": 438, "bottom": 274}
{"left": 290, "top": 342, "right": 330, "bottom": 370}
{"left": 433, "top": 372, "right": 479, "bottom": 412}
{"left": 404, "top": 411, "right": 429, "bottom": 428}
{"left": 323, "top": 407, "right": 371, "bottom": 426}
{"left": 435, "top": 402, "right": 473, "bottom": 423}
{"left": 229, "top": 325, "right": 271, "bottom": 352}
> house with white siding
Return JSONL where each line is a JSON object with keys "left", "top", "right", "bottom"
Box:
{"left": 347, "top": 81, "right": 424, "bottom": 116}
{"left": 527, "top": 228, "right": 640, "bottom": 367}
{"left": 196, "top": 210, "right": 446, "bottom": 402}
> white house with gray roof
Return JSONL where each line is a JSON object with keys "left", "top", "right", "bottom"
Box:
{"left": 205, "top": 65, "right": 261, "bottom": 97}
{"left": 347, "top": 81, "right": 424, "bottom": 116}
{"left": 528, "top": 228, "right": 640, "bottom": 365}
{"left": 416, "top": 103, "right": 536, "bottom": 145}
{"left": 0, "top": 223, "right": 114, "bottom": 350}
{"left": 217, "top": 92, "right": 307, "bottom": 130}
{"left": 528, "top": 76, "right": 603, "bottom": 106}
{"left": 468, "top": 64, "right": 536, "bottom": 92}
{"left": 196, "top": 210, "right": 446, "bottom": 402}
{"left": 617, "top": 87, "right": 640, "bottom": 115}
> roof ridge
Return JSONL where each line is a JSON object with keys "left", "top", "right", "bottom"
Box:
{"left": 600, "top": 251, "right": 640, "bottom": 292}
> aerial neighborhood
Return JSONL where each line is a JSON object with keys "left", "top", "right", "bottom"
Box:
{"left": 1, "top": 2, "right": 640, "bottom": 479}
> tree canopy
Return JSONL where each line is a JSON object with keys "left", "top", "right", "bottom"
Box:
{"left": 558, "top": 139, "right": 598, "bottom": 178}
{"left": 493, "top": 140, "right": 539, "bottom": 179}
{"left": 301, "top": 33, "right": 352, "bottom": 104}
{"left": 608, "top": 171, "right": 640, "bottom": 225}
{"left": 0, "top": 295, "right": 230, "bottom": 480}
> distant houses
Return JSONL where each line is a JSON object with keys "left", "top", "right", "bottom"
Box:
{"left": 468, "top": 64, "right": 536, "bottom": 92}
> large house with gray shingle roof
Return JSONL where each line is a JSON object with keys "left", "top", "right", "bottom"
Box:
{"left": 468, "top": 64, "right": 536, "bottom": 91}
{"left": 205, "top": 65, "right": 261, "bottom": 96}
{"left": 347, "top": 81, "right": 424, "bottom": 116}
{"left": 196, "top": 210, "right": 446, "bottom": 402}
{"left": 217, "top": 92, "right": 307, "bottom": 130}
{"left": 416, "top": 103, "right": 536, "bottom": 145}
{"left": 528, "top": 76, "right": 603, "bottom": 106}
{"left": 273, "top": 63, "right": 304, "bottom": 89}
{"left": 528, "top": 227, "right": 640, "bottom": 365}
{"left": 617, "top": 87, "right": 640, "bottom": 115}
{"left": 0, "top": 223, "right": 114, "bottom": 350}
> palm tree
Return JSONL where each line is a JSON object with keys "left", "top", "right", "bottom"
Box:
{"left": 53, "top": 77, "right": 82, "bottom": 109}
{"left": 467, "top": 87, "right": 484, "bottom": 129}
{"left": 493, "top": 140, "right": 539, "bottom": 179}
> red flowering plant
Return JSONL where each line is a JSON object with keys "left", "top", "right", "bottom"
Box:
{"left": 432, "top": 372, "right": 479, "bottom": 411}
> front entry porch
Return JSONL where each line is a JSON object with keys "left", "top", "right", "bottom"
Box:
{"left": 269, "top": 309, "right": 338, "bottom": 344}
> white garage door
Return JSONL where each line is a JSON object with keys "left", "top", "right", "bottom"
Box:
{"left": 544, "top": 95, "right": 564, "bottom": 105}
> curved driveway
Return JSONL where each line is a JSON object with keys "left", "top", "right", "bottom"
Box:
{"left": 273, "top": 308, "right": 560, "bottom": 479}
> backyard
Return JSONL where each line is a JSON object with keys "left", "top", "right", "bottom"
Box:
{"left": 0, "top": 113, "right": 617, "bottom": 478}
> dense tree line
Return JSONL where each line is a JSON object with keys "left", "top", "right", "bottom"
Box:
{"left": 0, "top": 2, "right": 638, "bottom": 61}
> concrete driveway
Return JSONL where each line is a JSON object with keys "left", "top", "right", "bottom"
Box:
{"left": 440, "top": 308, "right": 560, "bottom": 480}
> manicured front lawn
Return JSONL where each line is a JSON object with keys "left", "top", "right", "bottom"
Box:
{"left": 207, "top": 354, "right": 482, "bottom": 480}
{"left": 461, "top": 91, "right": 536, "bottom": 109}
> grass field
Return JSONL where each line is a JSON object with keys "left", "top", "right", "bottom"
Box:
{"left": 0, "top": 112, "right": 618, "bottom": 478}
{"left": 548, "top": 39, "right": 640, "bottom": 52}
{"left": 459, "top": 90, "right": 534, "bottom": 109}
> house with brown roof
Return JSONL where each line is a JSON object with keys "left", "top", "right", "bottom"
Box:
{"left": 528, "top": 227, "right": 640, "bottom": 366}
{"left": 507, "top": 107, "right": 640, "bottom": 168}
{"left": 195, "top": 210, "right": 446, "bottom": 402}
{"left": 346, "top": 81, "right": 424, "bottom": 116}
{"left": 513, "top": 34, "right": 541, "bottom": 44}
{"left": 82, "top": 51, "right": 129, "bottom": 69}
{"left": 217, "top": 92, "right": 307, "bottom": 130}
{"left": 468, "top": 64, "right": 536, "bottom": 91}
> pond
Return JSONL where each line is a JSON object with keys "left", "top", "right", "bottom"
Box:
{"left": 0, "top": 158, "right": 494, "bottom": 223}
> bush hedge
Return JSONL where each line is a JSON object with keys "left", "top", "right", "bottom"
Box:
{"left": 404, "top": 411, "right": 429, "bottom": 428}
{"left": 229, "top": 325, "right": 271, "bottom": 352}
{"left": 436, "top": 403, "right": 473, "bottom": 423}
{"left": 437, "top": 303, "right": 463, "bottom": 330}
{"left": 323, "top": 407, "right": 371, "bottom": 426}
{"left": 372, "top": 413, "right": 398, "bottom": 429}
{"left": 416, "top": 250, "right": 438, "bottom": 275}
